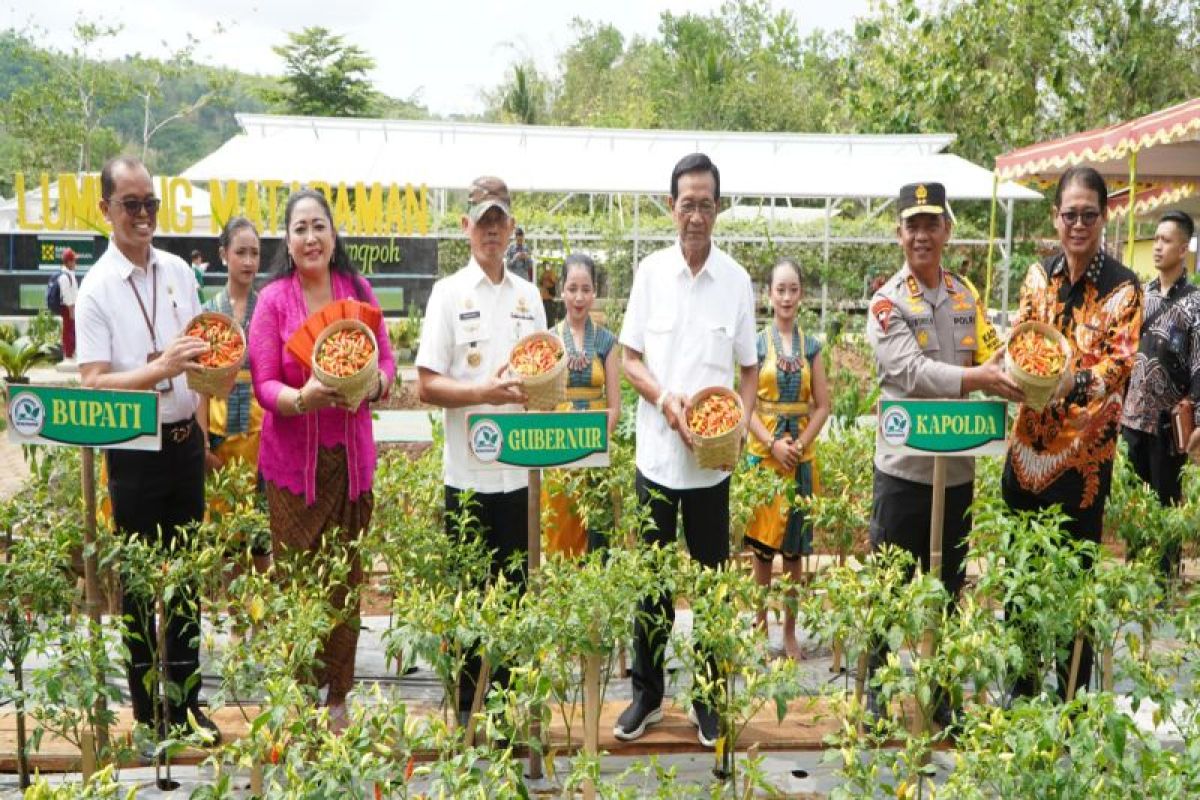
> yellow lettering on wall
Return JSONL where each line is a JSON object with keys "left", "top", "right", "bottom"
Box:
{"left": 156, "top": 177, "right": 173, "bottom": 233}
{"left": 263, "top": 180, "right": 283, "bottom": 234}
{"left": 15, "top": 174, "right": 41, "bottom": 231}
{"left": 244, "top": 181, "right": 264, "bottom": 231}
{"left": 170, "top": 177, "right": 193, "bottom": 232}
{"left": 356, "top": 182, "right": 384, "bottom": 236}
{"left": 405, "top": 184, "right": 423, "bottom": 236}
{"left": 41, "top": 174, "right": 64, "bottom": 231}
{"left": 209, "top": 179, "right": 240, "bottom": 233}
{"left": 332, "top": 182, "right": 354, "bottom": 233}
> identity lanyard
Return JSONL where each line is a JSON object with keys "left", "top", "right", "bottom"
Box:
{"left": 128, "top": 264, "right": 159, "bottom": 351}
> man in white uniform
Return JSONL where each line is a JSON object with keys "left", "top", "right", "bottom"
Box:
{"left": 416, "top": 175, "right": 546, "bottom": 717}
{"left": 75, "top": 155, "right": 216, "bottom": 748}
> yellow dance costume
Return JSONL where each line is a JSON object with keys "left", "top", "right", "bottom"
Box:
{"left": 744, "top": 323, "right": 820, "bottom": 559}
{"left": 542, "top": 317, "right": 616, "bottom": 557}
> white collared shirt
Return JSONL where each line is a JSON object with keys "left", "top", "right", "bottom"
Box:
{"left": 620, "top": 241, "right": 757, "bottom": 490}
{"left": 416, "top": 257, "right": 546, "bottom": 493}
{"left": 57, "top": 270, "right": 79, "bottom": 306}
{"left": 75, "top": 241, "right": 204, "bottom": 424}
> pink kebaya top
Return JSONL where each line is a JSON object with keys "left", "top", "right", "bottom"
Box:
{"left": 250, "top": 271, "right": 396, "bottom": 506}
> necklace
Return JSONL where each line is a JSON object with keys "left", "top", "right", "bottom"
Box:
{"left": 562, "top": 317, "right": 594, "bottom": 372}
{"left": 772, "top": 324, "right": 802, "bottom": 373}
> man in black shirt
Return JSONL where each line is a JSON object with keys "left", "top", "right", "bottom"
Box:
{"left": 1120, "top": 210, "right": 1200, "bottom": 579}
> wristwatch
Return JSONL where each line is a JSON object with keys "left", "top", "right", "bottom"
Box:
{"left": 294, "top": 388, "right": 308, "bottom": 415}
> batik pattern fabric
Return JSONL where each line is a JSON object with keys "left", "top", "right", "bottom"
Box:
{"left": 1120, "top": 275, "right": 1200, "bottom": 434}
{"left": 1005, "top": 251, "right": 1142, "bottom": 509}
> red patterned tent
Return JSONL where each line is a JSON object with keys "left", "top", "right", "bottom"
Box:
{"left": 994, "top": 97, "right": 1200, "bottom": 261}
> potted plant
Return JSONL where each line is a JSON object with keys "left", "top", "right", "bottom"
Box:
{"left": 0, "top": 336, "right": 52, "bottom": 385}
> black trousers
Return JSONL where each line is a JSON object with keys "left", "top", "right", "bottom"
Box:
{"left": 868, "top": 469, "right": 973, "bottom": 683}
{"left": 444, "top": 485, "right": 528, "bottom": 713}
{"left": 869, "top": 469, "right": 973, "bottom": 599}
{"left": 631, "top": 470, "right": 730, "bottom": 709}
{"left": 106, "top": 418, "right": 205, "bottom": 724}
{"left": 1003, "top": 473, "right": 1106, "bottom": 700}
{"left": 1123, "top": 425, "right": 1185, "bottom": 577}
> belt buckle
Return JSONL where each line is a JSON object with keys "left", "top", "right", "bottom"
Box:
{"left": 169, "top": 422, "right": 192, "bottom": 444}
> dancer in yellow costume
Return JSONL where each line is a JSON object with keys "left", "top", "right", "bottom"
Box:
{"left": 745, "top": 258, "right": 830, "bottom": 660}
{"left": 196, "top": 217, "right": 269, "bottom": 568}
{"left": 543, "top": 254, "right": 621, "bottom": 556}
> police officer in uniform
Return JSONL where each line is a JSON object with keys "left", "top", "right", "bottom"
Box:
{"left": 865, "top": 182, "right": 1023, "bottom": 714}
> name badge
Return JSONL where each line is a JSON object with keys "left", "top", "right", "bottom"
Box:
{"left": 459, "top": 310, "right": 481, "bottom": 321}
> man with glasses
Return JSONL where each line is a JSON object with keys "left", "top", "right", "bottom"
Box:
{"left": 1120, "top": 210, "right": 1200, "bottom": 581}
{"left": 615, "top": 153, "right": 758, "bottom": 748}
{"left": 75, "top": 155, "right": 216, "bottom": 751}
{"left": 1003, "top": 165, "right": 1142, "bottom": 699}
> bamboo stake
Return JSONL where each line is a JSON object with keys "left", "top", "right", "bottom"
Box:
{"left": 155, "top": 590, "right": 173, "bottom": 790}
{"left": 581, "top": 652, "right": 602, "bottom": 800}
{"left": 76, "top": 731, "right": 96, "bottom": 783}
{"left": 251, "top": 761, "right": 264, "bottom": 795}
{"left": 464, "top": 659, "right": 490, "bottom": 748}
{"left": 1066, "top": 633, "right": 1085, "bottom": 699}
{"left": 81, "top": 448, "right": 109, "bottom": 756}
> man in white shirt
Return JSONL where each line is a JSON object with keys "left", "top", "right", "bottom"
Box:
{"left": 75, "top": 155, "right": 215, "bottom": 748}
{"left": 615, "top": 153, "right": 758, "bottom": 748}
{"left": 416, "top": 175, "right": 546, "bottom": 716}
{"left": 57, "top": 248, "right": 79, "bottom": 362}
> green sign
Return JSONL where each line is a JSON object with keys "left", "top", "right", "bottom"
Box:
{"left": 466, "top": 410, "right": 609, "bottom": 469}
{"left": 877, "top": 399, "right": 1008, "bottom": 456}
{"left": 38, "top": 235, "right": 96, "bottom": 267}
{"left": 7, "top": 385, "right": 160, "bottom": 450}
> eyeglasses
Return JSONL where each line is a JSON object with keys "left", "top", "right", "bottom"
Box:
{"left": 113, "top": 197, "right": 162, "bottom": 216}
{"left": 1058, "top": 209, "right": 1101, "bottom": 227}
{"left": 676, "top": 200, "right": 717, "bottom": 217}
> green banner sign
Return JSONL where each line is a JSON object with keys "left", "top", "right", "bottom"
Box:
{"left": 877, "top": 399, "right": 1008, "bottom": 456}
{"left": 466, "top": 410, "right": 609, "bottom": 469}
{"left": 38, "top": 235, "right": 97, "bottom": 267}
{"left": 7, "top": 385, "right": 160, "bottom": 450}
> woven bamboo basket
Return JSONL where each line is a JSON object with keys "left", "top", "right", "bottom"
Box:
{"left": 311, "top": 319, "right": 380, "bottom": 413}
{"left": 183, "top": 311, "right": 246, "bottom": 400}
{"left": 1005, "top": 321, "right": 1072, "bottom": 412}
{"left": 686, "top": 386, "right": 746, "bottom": 470}
{"left": 509, "top": 331, "right": 567, "bottom": 411}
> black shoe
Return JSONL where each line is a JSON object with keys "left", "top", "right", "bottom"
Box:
{"left": 864, "top": 689, "right": 882, "bottom": 719}
{"left": 613, "top": 702, "right": 663, "bottom": 741}
{"left": 687, "top": 704, "right": 719, "bottom": 749}
{"left": 172, "top": 706, "right": 223, "bottom": 746}
{"left": 933, "top": 700, "right": 961, "bottom": 738}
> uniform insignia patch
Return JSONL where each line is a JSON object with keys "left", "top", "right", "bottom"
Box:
{"left": 961, "top": 335, "right": 975, "bottom": 347}
{"left": 871, "top": 298, "right": 894, "bottom": 332}
{"left": 917, "top": 330, "right": 930, "bottom": 348}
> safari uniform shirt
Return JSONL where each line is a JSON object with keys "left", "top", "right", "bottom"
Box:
{"left": 620, "top": 241, "right": 758, "bottom": 491}
{"left": 416, "top": 257, "right": 546, "bottom": 493}
{"left": 75, "top": 242, "right": 204, "bottom": 424}
{"left": 867, "top": 264, "right": 999, "bottom": 487}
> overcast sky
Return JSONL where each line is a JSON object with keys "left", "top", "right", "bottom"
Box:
{"left": 5, "top": 0, "right": 869, "bottom": 117}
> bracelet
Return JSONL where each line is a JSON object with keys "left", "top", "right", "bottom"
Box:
{"left": 293, "top": 389, "right": 308, "bottom": 415}
{"left": 368, "top": 370, "right": 385, "bottom": 402}
{"left": 655, "top": 390, "right": 669, "bottom": 413}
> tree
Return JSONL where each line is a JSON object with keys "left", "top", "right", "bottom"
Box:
{"left": 1, "top": 20, "right": 132, "bottom": 174}
{"left": 262, "top": 27, "right": 379, "bottom": 117}
{"left": 127, "top": 31, "right": 233, "bottom": 160}
{"left": 496, "top": 63, "right": 549, "bottom": 125}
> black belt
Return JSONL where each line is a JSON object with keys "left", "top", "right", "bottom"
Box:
{"left": 162, "top": 417, "right": 196, "bottom": 445}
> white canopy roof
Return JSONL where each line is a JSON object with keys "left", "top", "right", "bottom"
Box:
{"left": 182, "top": 114, "right": 1041, "bottom": 203}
